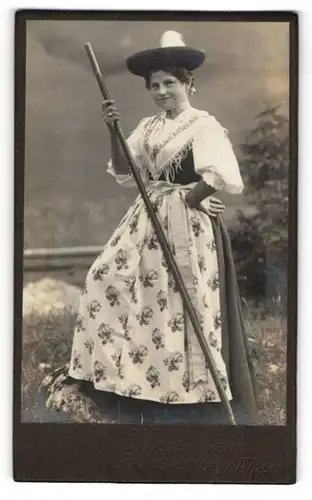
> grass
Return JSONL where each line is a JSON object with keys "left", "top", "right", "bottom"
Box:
{"left": 21, "top": 275, "right": 287, "bottom": 425}
{"left": 21, "top": 278, "right": 81, "bottom": 422}
{"left": 242, "top": 300, "right": 287, "bottom": 425}
{"left": 22, "top": 308, "right": 76, "bottom": 418}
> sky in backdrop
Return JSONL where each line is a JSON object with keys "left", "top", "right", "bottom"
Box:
{"left": 24, "top": 19, "right": 290, "bottom": 248}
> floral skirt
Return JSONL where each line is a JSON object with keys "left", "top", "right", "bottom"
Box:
{"left": 68, "top": 182, "right": 233, "bottom": 404}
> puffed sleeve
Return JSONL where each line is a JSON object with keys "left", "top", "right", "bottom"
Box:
{"left": 106, "top": 117, "right": 150, "bottom": 188}
{"left": 192, "top": 116, "right": 244, "bottom": 194}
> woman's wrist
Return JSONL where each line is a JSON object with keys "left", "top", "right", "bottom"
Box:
{"left": 108, "top": 128, "right": 131, "bottom": 175}
{"left": 110, "top": 159, "right": 131, "bottom": 176}
{"left": 185, "top": 180, "right": 216, "bottom": 206}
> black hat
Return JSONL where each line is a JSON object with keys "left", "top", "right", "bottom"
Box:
{"left": 126, "top": 31, "right": 206, "bottom": 77}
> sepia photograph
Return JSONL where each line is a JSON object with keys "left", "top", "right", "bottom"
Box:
{"left": 19, "top": 14, "right": 293, "bottom": 433}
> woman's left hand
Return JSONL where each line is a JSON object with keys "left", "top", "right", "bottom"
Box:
{"left": 194, "top": 196, "right": 225, "bottom": 218}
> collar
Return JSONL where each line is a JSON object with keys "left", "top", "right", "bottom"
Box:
{"left": 165, "top": 102, "right": 193, "bottom": 120}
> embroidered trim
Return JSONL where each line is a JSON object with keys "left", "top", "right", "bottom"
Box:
{"left": 143, "top": 113, "right": 201, "bottom": 164}
{"left": 142, "top": 114, "right": 163, "bottom": 159}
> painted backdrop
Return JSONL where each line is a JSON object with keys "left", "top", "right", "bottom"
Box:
{"left": 24, "top": 20, "right": 289, "bottom": 249}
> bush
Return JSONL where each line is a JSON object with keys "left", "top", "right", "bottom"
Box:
{"left": 229, "top": 214, "right": 267, "bottom": 299}
{"left": 230, "top": 102, "right": 289, "bottom": 302}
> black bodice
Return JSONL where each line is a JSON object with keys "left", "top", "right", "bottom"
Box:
{"left": 147, "top": 148, "right": 202, "bottom": 185}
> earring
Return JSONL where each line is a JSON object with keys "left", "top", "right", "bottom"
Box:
{"left": 189, "top": 86, "right": 196, "bottom": 95}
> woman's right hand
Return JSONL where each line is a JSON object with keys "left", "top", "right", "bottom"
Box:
{"left": 101, "top": 100, "right": 120, "bottom": 127}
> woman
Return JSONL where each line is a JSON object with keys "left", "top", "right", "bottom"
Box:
{"left": 66, "top": 31, "right": 257, "bottom": 424}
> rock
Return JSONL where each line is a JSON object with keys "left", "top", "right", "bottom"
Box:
{"left": 40, "top": 364, "right": 110, "bottom": 424}
{"left": 23, "top": 277, "right": 81, "bottom": 318}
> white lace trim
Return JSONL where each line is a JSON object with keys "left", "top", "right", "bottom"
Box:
{"left": 158, "top": 139, "right": 194, "bottom": 182}
{"left": 142, "top": 112, "right": 202, "bottom": 170}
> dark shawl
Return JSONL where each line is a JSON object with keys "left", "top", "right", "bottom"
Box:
{"left": 211, "top": 215, "right": 258, "bottom": 414}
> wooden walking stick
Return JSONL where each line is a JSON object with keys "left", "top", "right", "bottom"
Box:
{"left": 84, "top": 42, "right": 237, "bottom": 425}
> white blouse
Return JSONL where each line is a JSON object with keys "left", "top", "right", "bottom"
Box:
{"left": 107, "top": 107, "right": 243, "bottom": 194}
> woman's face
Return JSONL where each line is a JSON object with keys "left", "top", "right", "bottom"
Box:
{"left": 149, "top": 71, "right": 191, "bottom": 111}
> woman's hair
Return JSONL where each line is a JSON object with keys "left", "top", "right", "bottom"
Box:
{"left": 144, "top": 66, "right": 195, "bottom": 93}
